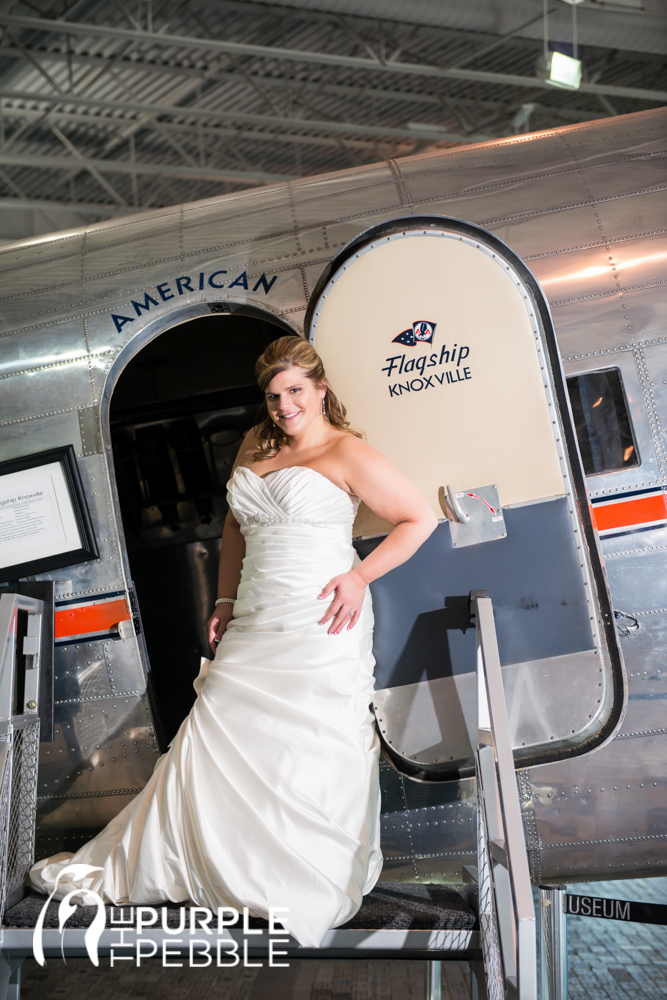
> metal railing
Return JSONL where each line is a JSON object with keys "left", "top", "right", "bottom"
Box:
{"left": 471, "top": 591, "right": 537, "bottom": 1000}
{"left": 538, "top": 885, "right": 567, "bottom": 1000}
{"left": 0, "top": 593, "right": 44, "bottom": 916}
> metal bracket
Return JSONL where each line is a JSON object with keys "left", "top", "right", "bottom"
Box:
{"left": 440, "top": 484, "right": 506, "bottom": 548}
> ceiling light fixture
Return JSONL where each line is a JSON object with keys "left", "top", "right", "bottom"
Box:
{"left": 536, "top": 0, "right": 583, "bottom": 89}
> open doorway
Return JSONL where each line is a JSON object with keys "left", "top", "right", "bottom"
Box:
{"left": 109, "top": 309, "right": 294, "bottom": 744}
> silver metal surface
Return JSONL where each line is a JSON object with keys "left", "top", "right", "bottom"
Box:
{"left": 447, "top": 485, "right": 507, "bottom": 548}
{"left": 0, "top": 107, "right": 662, "bottom": 886}
{"left": 426, "top": 961, "right": 442, "bottom": 1000}
{"left": 539, "top": 885, "right": 567, "bottom": 1000}
{"left": 373, "top": 649, "right": 608, "bottom": 771}
{"left": 473, "top": 593, "right": 536, "bottom": 1000}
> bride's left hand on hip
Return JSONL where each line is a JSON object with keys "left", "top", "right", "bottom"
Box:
{"left": 318, "top": 569, "right": 366, "bottom": 635}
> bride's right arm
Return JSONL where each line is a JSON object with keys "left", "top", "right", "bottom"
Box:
{"left": 206, "top": 510, "right": 245, "bottom": 650}
{"left": 206, "top": 428, "right": 256, "bottom": 651}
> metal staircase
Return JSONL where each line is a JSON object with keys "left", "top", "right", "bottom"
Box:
{"left": 0, "top": 589, "right": 539, "bottom": 1000}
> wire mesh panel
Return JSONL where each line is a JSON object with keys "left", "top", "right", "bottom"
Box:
{"left": 0, "top": 735, "right": 12, "bottom": 916}
{"left": 5, "top": 718, "right": 40, "bottom": 908}
{"left": 478, "top": 804, "right": 506, "bottom": 1000}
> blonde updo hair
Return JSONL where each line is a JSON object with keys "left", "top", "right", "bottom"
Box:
{"left": 253, "top": 335, "right": 362, "bottom": 460}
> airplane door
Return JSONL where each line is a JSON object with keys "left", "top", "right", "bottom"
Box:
{"left": 306, "top": 216, "right": 625, "bottom": 778}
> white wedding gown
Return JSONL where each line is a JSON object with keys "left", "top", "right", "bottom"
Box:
{"left": 30, "top": 465, "right": 383, "bottom": 948}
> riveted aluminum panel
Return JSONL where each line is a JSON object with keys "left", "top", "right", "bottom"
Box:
{"left": 0, "top": 358, "right": 94, "bottom": 424}
{"left": 595, "top": 188, "right": 667, "bottom": 242}
{"left": 602, "top": 523, "right": 667, "bottom": 559}
{"left": 398, "top": 133, "right": 569, "bottom": 202}
{"left": 529, "top": 734, "right": 667, "bottom": 881}
{"left": 491, "top": 206, "right": 608, "bottom": 262}
{"left": 83, "top": 206, "right": 182, "bottom": 254}
{"left": 554, "top": 298, "right": 636, "bottom": 358}
{"left": 374, "top": 649, "right": 607, "bottom": 771}
{"left": 53, "top": 641, "right": 112, "bottom": 704}
{"left": 0, "top": 410, "right": 82, "bottom": 462}
{"left": 0, "top": 229, "right": 83, "bottom": 273}
{"left": 412, "top": 167, "right": 602, "bottom": 230}
{"left": 289, "top": 169, "right": 401, "bottom": 227}
{"left": 0, "top": 319, "right": 88, "bottom": 375}
{"left": 605, "top": 547, "right": 667, "bottom": 614}
{"left": 642, "top": 342, "right": 667, "bottom": 449}
{"left": 583, "top": 155, "right": 667, "bottom": 205}
{"left": 613, "top": 616, "right": 667, "bottom": 739}
{"left": 379, "top": 761, "right": 476, "bottom": 881}
{"left": 40, "top": 695, "right": 158, "bottom": 798}
{"left": 180, "top": 205, "right": 294, "bottom": 257}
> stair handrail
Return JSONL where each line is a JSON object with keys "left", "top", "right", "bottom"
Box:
{"left": 470, "top": 590, "right": 537, "bottom": 1000}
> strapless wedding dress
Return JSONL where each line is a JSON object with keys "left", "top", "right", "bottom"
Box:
{"left": 30, "top": 465, "right": 382, "bottom": 948}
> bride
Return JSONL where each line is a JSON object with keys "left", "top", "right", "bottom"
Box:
{"left": 30, "top": 335, "right": 437, "bottom": 948}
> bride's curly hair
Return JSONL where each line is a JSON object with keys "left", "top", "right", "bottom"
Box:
{"left": 253, "top": 336, "right": 363, "bottom": 461}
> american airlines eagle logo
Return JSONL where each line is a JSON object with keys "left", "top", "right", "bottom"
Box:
{"left": 392, "top": 321, "right": 436, "bottom": 346}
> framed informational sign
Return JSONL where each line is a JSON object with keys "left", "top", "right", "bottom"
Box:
{"left": 0, "top": 445, "right": 98, "bottom": 582}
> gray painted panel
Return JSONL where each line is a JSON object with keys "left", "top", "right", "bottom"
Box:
{"left": 357, "top": 498, "right": 595, "bottom": 692}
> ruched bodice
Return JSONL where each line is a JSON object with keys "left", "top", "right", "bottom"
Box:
{"left": 31, "top": 463, "right": 382, "bottom": 949}
{"left": 228, "top": 465, "right": 361, "bottom": 527}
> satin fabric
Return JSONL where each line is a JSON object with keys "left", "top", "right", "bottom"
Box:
{"left": 30, "top": 465, "right": 383, "bottom": 948}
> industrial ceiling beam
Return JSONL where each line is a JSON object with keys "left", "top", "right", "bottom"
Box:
{"left": 0, "top": 46, "right": 623, "bottom": 126}
{"left": 0, "top": 13, "right": 665, "bottom": 104}
{"left": 0, "top": 104, "right": 421, "bottom": 153}
{"left": 0, "top": 88, "right": 495, "bottom": 143}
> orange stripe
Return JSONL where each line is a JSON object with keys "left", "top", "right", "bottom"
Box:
{"left": 592, "top": 494, "right": 667, "bottom": 532}
{"left": 54, "top": 599, "right": 131, "bottom": 639}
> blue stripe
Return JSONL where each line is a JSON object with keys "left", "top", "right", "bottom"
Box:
{"left": 600, "top": 523, "right": 667, "bottom": 541}
{"left": 591, "top": 486, "right": 665, "bottom": 505}
{"left": 55, "top": 590, "right": 126, "bottom": 608}
{"left": 55, "top": 631, "right": 117, "bottom": 646}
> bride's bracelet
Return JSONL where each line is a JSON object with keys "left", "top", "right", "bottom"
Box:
{"left": 215, "top": 597, "right": 235, "bottom": 605}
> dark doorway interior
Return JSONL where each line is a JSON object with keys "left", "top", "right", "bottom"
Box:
{"left": 109, "top": 311, "right": 292, "bottom": 744}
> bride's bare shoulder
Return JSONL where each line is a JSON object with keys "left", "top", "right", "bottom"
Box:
{"left": 331, "top": 431, "right": 383, "bottom": 470}
{"left": 233, "top": 426, "right": 261, "bottom": 471}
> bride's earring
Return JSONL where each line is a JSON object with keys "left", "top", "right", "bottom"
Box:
{"left": 322, "top": 396, "right": 327, "bottom": 419}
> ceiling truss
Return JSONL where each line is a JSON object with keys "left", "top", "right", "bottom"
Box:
{"left": 0, "top": 0, "right": 664, "bottom": 238}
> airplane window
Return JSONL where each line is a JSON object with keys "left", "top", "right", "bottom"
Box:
{"left": 566, "top": 368, "right": 639, "bottom": 476}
